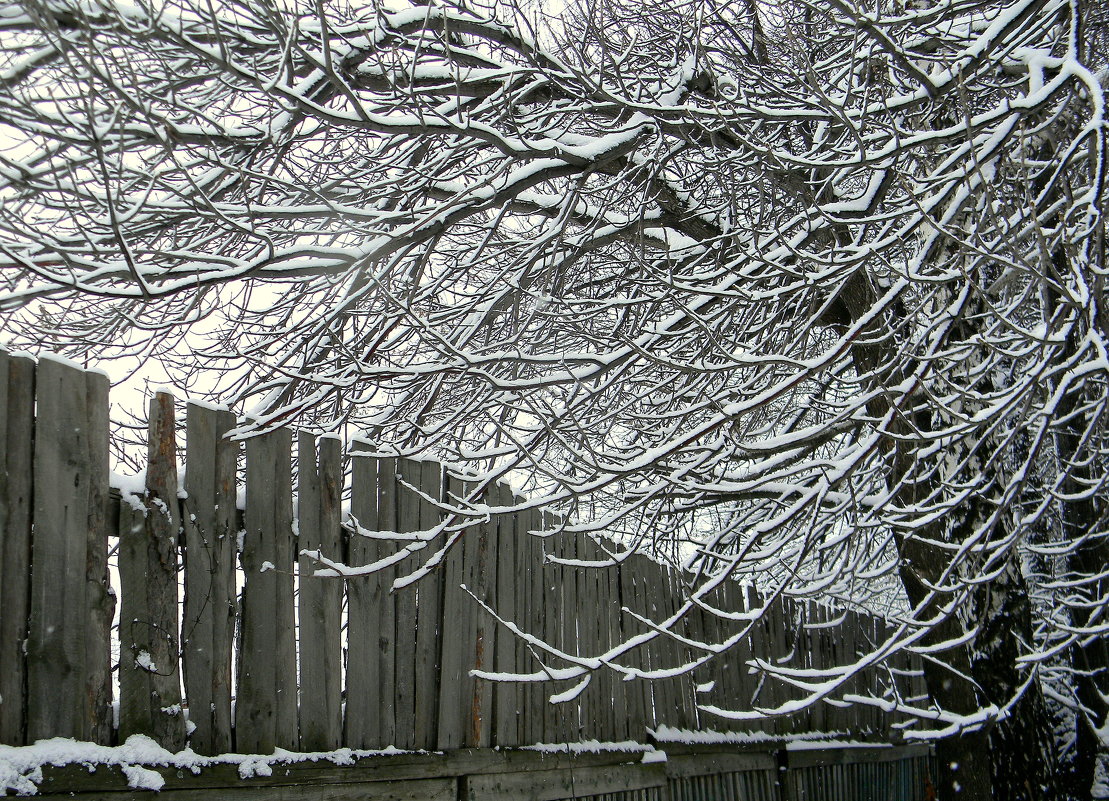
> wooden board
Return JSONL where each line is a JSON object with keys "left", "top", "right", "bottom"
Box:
{"left": 119, "top": 391, "right": 185, "bottom": 750}
{"left": 32, "top": 777, "right": 457, "bottom": 801}
{"left": 520, "top": 505, "right": 545, "bottom": 745}
{"left": 468, "top": 481, "right": 496, "bottom": 748}
{"left": 0, "top": 353, "right": 34, "bottom": 745}
{"left": 237, "top": 427, "right": 296, "bottom": 753}
{"left": 616, "top": 551, "right": 648, "bottom": 741}
{"left": 437, "top": 474, "right": 473, "bottom": 750}
{"left": 298, "top": 433, "right": 343, "bottom": 751}
{"left": 182, "top": 403, "right": 238, "bottom": 755}
{"left": 413, "top": 459, "right": 444, "bottom": 750}
{"left": 27, "top": 356, "right": 93, "bottom": 741}
{"left": 345, "top": 450, "right": 381, "bottom": 748}
{"left": 392, "top": 458, "right": 422, "bottom": 750}
{"left": 84, "top": 369, "right": 114, "bottom": 744}
{"left": 491, "top": 483, "right": 521, "bottom": 747}
{"left": 464, "top": 762, "right": 666, "bottom": 801}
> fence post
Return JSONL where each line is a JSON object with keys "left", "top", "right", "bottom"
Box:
{"left": 119, "top": 390, "right": 185, "bottom": 750}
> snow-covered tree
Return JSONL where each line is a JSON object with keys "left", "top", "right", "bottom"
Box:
{"left": 0, "top": 0, "right": 1105, "bottom": 796}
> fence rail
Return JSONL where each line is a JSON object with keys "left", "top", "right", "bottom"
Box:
{"left": 22, "top": 743, "right": 935, "bottom": 801}
{"left": 0, "top": 350, "right": 926, "bottom": 756}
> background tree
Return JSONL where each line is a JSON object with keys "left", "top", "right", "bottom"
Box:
{"left": 0, "top": 0, "right": 1105, "bottom": 797}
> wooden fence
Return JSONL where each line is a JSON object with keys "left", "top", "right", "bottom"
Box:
{"left": 0, "top": 350, "right": 926, "bottom": 758}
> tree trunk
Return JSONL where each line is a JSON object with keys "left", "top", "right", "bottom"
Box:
{"left": 837, "top": 273, "right": 1058, "bottom": 800}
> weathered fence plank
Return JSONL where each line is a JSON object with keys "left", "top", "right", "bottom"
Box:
{"left": 298, "top": 433, "right": 344, "bottom": 751}
{"left": 438, "top": 474, "right": 494, "bottom": 749}
{"left": 0, "top": 352, "right": 34, "bottom": 745}
{"left": 551, "top": 530, "right": 580, "bottom": 744}
{"left": 617, "top": 550, "right": 648, "bottom": 740}
{"left": 346, "top": 453, "right": 399, "bottom": 749}
{"left": 414, "top": 459, "right": 445, "bottom": 750}
{"left": 521, "top": 505, "right": 546, "bottom": 745}
{"left": 469, "top": 484, "right": 496, "bottom": 747}
{"left": 492, "top": 482, "right": 521, "bottom": 747}
{"left": 182, "top": 403, "right": 238, "bottom": 755}
{"left": 393, "top": 457, "right": 422, "bottom": 750}
{"left": 119, "top": 390, "right": 185, "bottom": 750}
{"left": 27, "top": 356, "right": 97, "bottom": 741}
{"left": 84, "top": 369, "right": 114, "bottom": 745}
{"left": 238, "top": 427, "right": 297, "bottom": 753}
{"left": 466, "top": 762, "right": 667, "bottom": 801}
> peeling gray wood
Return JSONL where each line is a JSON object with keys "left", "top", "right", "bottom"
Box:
{"left": 0, "top": 353, "right": 33, "bottom": 745}
{"left": 392, "top": 457, "right": 421, "bottom": 750}
{"left": 238, "top": 427, "right": 296, "bottom": 753}
{"left": 345, "top": 452, "right": 401, "bottom": 749}
{"left": 437, "top": 474, "right": 470, "bottom": 750}
{"left": 464, "top": 763, "right": 666, "bottom": 801}
{"left": 27, "top": 356, "right": 93, "bottom": 741}
{"left": 492, "top": 483, "right": 520, "bottom": 748}
{"left": 182, "top": 403, "right": 238, "bottom": 755}
{"left": 413, "top": 459, "right": 443, "bottom": 750}
{"left": 118, "top": 391, "right": 185, "bottom": 750}
{"left": 298, "top": 433, "right": 343, "bottom": 751}
{"left": 83, "top": 370, "right": 113, "bottom": 744}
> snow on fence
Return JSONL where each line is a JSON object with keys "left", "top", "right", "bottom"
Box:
{"left": 0, "top": 350, "right": 926, "bottom": 759}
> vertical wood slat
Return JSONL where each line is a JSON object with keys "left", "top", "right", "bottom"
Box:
{"left": 0, "top": 350, "right": 7, "bottom": 721}
{"left": 617, "top": 550, "right": 648, "bottom": 741}
{"left": 182, "top": 403, "right": 238, "bottom": 755}
{"left": 634, "top": 557, "right": 658, "bottom": 731}
{"left": 27, "top": 355, "right": 88, "bottom": 741}
{"left": 539, "top": 515, "right": 561, "bottom": 743}
{"left": 414, "top": 460, "right": 444, "bottom": 750}
{"left": 554, "top": 531, "right": 581, "bottom": 744}
{"left": 393, "top": 457, "right": 421, "bottom": 750}
{"left": 345, "top": 451, "right": 389, "bottom": 748}
{"left": 591, "top": 536, "right": 616, "bottom": 742}
{"left": 237, "top": 427, "right": 296, "bottom": 753}
{"left": 468, "top": 483, "right": 496, "bottom": 749}
{"left": 83, "top": 370, "right": 113, "bottom": 745}
{"left": 492, "top": 483, "right": 520, "bottom": 747}
{"left": 669, "top": 569, "right": 695, "bottom": 733}
{"left": 342, "top": 449, "right": 372, "bottom": 748}
{"left": 438, "top": 475, "right": 474, "bottom": 750}
{"left": 298, "top": 433, "right": 343, "bottom": 751}
{"left": 652, "top": 565, "right": 676, "bottom": 733}
{"left": 523, "top": 505, "right": 546, "bottom": 745}
{"left": 607, "top": 540, "right": 632, "bottom": 743}
{"left": 119, "top": 390, "right": 185, "bottom": 750}
{"left": 588, "top": 535, "right": 610, "bottom": 742}
{"left": 0, "top": 353, "right": 33, "bottom": 745}
{"left": 512, "top": 498, "right": 533, "bottom": 744}
{"left": 25, "top": 356, "right": 110, "bottom": 742}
